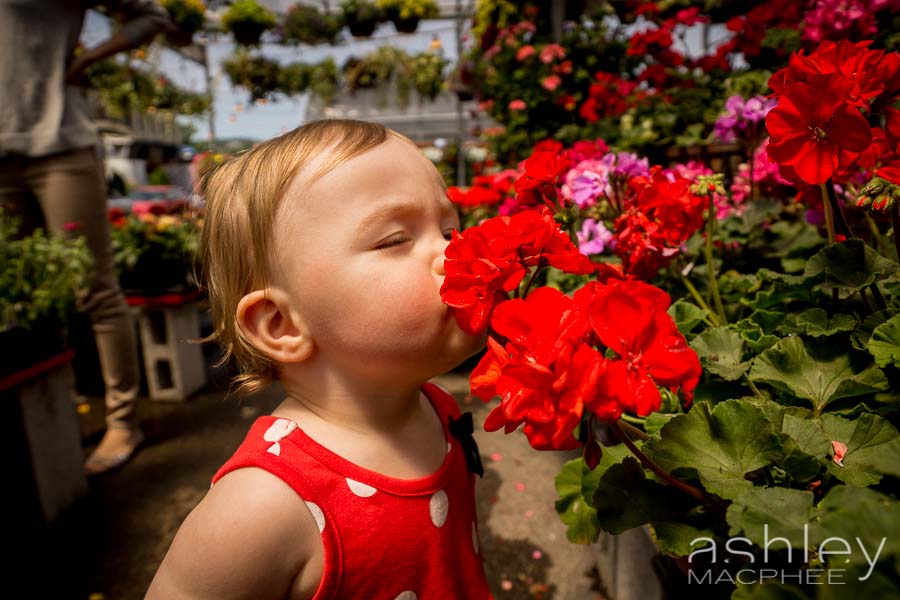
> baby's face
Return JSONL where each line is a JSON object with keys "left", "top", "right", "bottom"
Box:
{"left": 270, "top": 137, "right": 485, "bottom": 381}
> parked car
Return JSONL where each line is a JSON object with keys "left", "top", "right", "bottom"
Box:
{"left": 108, "top": 185, "right": 190, "bottom": 212}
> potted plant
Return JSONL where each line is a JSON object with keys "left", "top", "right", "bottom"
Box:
{"left": 281, "top": 3, "right": 344, "bottom": 46}
{"left": 108, "top": 205, "right": 200, "bottom": 295}
{"left": 220, "top": 0, "right": 276, "bottom": 46}
{"left": 409, "top": 50, "right": 448, "bottom": 100}
{"left": 375, "top": 0, "right": 438, "bottom": 34}
{"left": 340, "top": 0, "right": 384, "bottom": 38}
{"left": 160, "top": 0, "right": 206, "bottom": 46}
{"left": 222, "top": 50, "right": 281, "bottom": 101}
{"left": 0, "top": 211, "right": 92, "bottom": 373}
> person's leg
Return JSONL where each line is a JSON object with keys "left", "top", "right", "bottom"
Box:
{"left": 25, "top": 148, "right": 143, "bottom": 474}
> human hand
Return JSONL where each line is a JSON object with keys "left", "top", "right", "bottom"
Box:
{"left": 65, "top": 55, "right": 90, "bottom": 86}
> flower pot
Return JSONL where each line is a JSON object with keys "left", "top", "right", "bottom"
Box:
{"left": 347, "top": 14, "right": 378, "bottom": 37}
{"left": 118, "top": 254, "right": 196, "bottom": 296}
{"left": 392, "top": 15, "right": 420, "bottom": 33}
{"left": 229, "top": 20, "right": 267, "bottom": 46}
{"left": 165, "top": 26, "right": 196, "bottom": 47}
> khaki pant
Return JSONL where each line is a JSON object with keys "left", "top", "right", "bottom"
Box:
{"left": 0, "top": 147, "right": 140, "bottom": 430}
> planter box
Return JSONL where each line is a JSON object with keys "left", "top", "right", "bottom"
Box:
{"left": 0, "top": 349, "right": 88, "bottom": 526}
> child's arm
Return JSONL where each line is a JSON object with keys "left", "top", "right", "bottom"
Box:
{"left": 145, "top": 467, "right": 323, "bottom": 600}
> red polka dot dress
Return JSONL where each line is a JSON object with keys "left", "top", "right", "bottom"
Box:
{"left": 211, "top": 382, "right": 493, "bottom": 600}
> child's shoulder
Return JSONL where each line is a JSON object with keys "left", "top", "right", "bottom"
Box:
{"left": 146, "top": 466, "right": 322, "bottom": 600}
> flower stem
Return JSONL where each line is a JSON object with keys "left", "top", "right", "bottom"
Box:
{"left": 617, "top": 418, "right": 649, "bottom": 440}
{"left": 743, "top": 374, "right": 764, "bottom": 399}
{"left": 521, "top": 266, "right": 543, "bottom": 298}
{"left": 608, "top": 420, "right": 725, "bottom": 514}
{"left": 824, "top": 178, "right": 853, "bottom": 239}
{"left": 678, "top": 271, "right": 720, "bottom": 327}
{"left": 821, "top": 184, "right": 836, "bottom": 245}
{"left": 704, "top": 195, "right": 727, "bottom": 324}
{"left": 892, "top": 200, "right": 900, "bottom": 265}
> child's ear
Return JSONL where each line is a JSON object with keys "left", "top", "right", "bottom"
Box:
{"left": 235, "top": 288, "right": 314, "bottom": 363}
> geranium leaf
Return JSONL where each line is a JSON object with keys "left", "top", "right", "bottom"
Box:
{"left": 804, "top": 239, "right": 898, "bottom": 291}
{"left": 668, "top": 299, "right": 707, "bottom": 336}
{"left": 591, "top": 456, "right": 699, "bottom": 534}
{"left": 690, "top": 327, "right": 750, "bottom": 381}
{"left": 644, "top": 400, "right": 783, "bottom": 500}
{"left": 850, "top": 309, "right": 891, "bottom": 351}
{"left": 816, "top": 486, "right": 900, "bottom": 566}
{"left": 820, "top": 413, "right": 900, "bottom": 486}
{"left": 779, "top": 308, "right": 857, "bottom": 338}
{"left": 748, "top": 337, "right": 888, "bottom": 414}
{"left": 726, "top": 487, "right": 817, "bottom": 547}
{"left": 554, "top": 444, "right": 630, "bottom": 544}
{"left": 644, "top": 411, "right": 676, "bottom": 436}
{"left": 649, "top": 521, "right": 713, "bottom": 557}
{"left": 868, "top": 314, "right": 900, "bottom": 369}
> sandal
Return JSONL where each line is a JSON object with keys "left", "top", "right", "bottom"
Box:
{"left": 84, "top": 428, "right": 145, "bottom": 476}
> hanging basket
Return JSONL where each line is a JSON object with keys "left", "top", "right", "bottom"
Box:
{"left": 347, "top": 14, "right": 379, "bottom": 37}
{"left": 229, "top": 20, "right": 268, "bottom": 46}
{"left": 164, "top": 25, "right": 197, "bottom": 47}
{"left": 392, "top": 15, "right": 420, "bottom": 33}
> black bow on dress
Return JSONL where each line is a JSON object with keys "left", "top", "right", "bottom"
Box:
{"left": 448, "top": 412, "right": 484, "bottom": 478}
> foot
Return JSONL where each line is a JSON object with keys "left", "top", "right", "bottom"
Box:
{"left": 84, "top": 426, "right": 145, "bottom": 476}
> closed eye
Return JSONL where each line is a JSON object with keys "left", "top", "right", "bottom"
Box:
{"left": 375, "top": 235, "right": 411, "bottom": 251}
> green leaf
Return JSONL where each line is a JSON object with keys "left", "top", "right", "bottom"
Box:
{"left": 804, "top": 239, "right": 898, "bottom": 291}
{"left": 644, "top": 411, "right": 676, "bottom": 436}
{"left": 779, "top": 308, "right": 857, "bottom": 338}
{"left": 649, "top": 521, "right": 713, "bottom": 557}
{"left": 668, "top": 299, "right": 708, "bottom": 336}
{"left": 821, "top": 413, "right": 900, "bottom": 486}
{"left": 645, "top": 400, "right": 784, "bottom": 500}
{"left": 868, "top": 314, "right": 900, "bottom": 369}
{"left": 690, "top": 327, "right": 750, "bottom": 381}
{"left": 727, "top": 487, "right": 817, "bottom": 547}
{"left": 555, "top": 444, "right": 630, "bottom": 544}
{"left": 591, "top": 457, "right": 699, "bottom": 533}
{"left": 816, "top": 486, "right": 900, "bottom": 566}
{"left": 749, "top": 337, "right": 889, "bottom": 414}
{"left": 851, "top": 310, "right": 891, "bottom": 351}
{"left": 732, "top": 582, "right": 811, "bottom": 600}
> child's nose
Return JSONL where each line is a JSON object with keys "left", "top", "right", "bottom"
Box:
{"left": 433, "top": 237, "right": 449, "bottom": 277}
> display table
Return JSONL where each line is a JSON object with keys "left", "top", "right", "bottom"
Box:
{"left": 126, "top": 290, "right": 207, "bottom": 402}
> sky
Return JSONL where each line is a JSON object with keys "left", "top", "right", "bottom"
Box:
{"left": 82, "top": 9, "right": 464, "bottom": 142}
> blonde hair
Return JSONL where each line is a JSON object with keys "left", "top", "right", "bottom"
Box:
{"left": 200, "top": 119, "right": 403, "bottom": 395}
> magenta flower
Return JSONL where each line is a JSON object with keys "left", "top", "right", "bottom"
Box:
{"left": 577, "top": 218, "right": 614, "bottom": 256}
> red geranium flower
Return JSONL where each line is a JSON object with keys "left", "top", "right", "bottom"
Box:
{"left": 766, "top": 75, "right": 871, "bottom": 184}
{"left": 587, "top": 279, "right": 701, "bottom": 416}
{"left": 441, "top": 208, "right": 594, "bottom": 335}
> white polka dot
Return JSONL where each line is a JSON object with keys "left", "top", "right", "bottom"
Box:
{"left": 394, "top": 592, "right": 417, "bottom": 600}
{"left": 266, "top": 442, "right": 281, "bottom": 456}
{"left": 264, "top": 418, "right": 297, "bottom": 443}
{"left": 346, "top": 478, "right": 377, "bottom": 497}
{"left": 430, "top": 490, "right": 449, "bottom": 528}
{"left": 305, "top": 501, "right": 325, "bottom": 533}
{"left": 472, "top": 521, "right": 479, "bottom": 554}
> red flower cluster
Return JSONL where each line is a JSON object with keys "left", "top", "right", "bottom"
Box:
{"left": 513, "top": 140, "right": 571, "bottom": 209}
{"left": 766, "top": 40, "right": 900, "bottom": 185}
{"left": 440, "top": 207, "right": 594, "bottom": 335}
{"left": 470, "top": 280, "right": 700, "bottom": 450}
{"left": 627, "top": 27, "right": 683, "bottom": 68}
{"left": 724, "top": 1, "right": 805, "bottom": 63}
{"left": 578, "top": 72, "right": 641, "bottom": 123}
{"left": 447, "top": 169, "right": 518, "bottom": 208}
{"left": 613, "top": 168, "right": 706, "bottom": 280}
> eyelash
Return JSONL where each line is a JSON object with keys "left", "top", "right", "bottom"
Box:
{"left": 376, "top": 231, "right": 455, "bottom": 251}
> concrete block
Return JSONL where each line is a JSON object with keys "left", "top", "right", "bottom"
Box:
{"left": 137, "top": 303, "right": 206, "bottom": 401}
{"left": 593, "top": 526, "right": 664, "bottom": 600}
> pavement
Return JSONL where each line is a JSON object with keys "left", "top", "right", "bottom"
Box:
{"left": 41, "top": 367, "right": 605, "bottom": 600}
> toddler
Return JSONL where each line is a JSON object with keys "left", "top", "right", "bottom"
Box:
{"left": 146, "top": 120, "right": 491, "bottom": 600}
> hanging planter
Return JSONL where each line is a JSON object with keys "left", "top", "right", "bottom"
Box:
{"left": 341, "top": 0, "right": 384, "bottom": 38}
{"left": 281, "top": 4, "right": 344, "bottom": 45}
{"left": 375, "top": 0, "right": 438, "bottom": 35}
{"left": 160, "top": 0, "right": 206, "bottom": 46}
{"left": 221, "top": 0, "right": 276, "bottom": 47}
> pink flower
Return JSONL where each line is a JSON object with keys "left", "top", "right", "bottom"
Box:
{"left": 509, "top": 99, "right": 527, "bottom": 111}
{"left": 831, "top": 440, "right": 848, "bottom": 466}
{"left": 561, "top": 159, "right": 611, "bottom": 208}
{"left": 516, "top": 45, "right": 536, "bottom": 61}
{"left": 539, "top": 43, "right": 566, "bottom": 64}
{"left": 61, "top": 221, "right": 81, "bottom": 232}
{"left": 541, "top": 75, "right": 562, "bottom": 92}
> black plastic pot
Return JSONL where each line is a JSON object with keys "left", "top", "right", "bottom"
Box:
{"left": 347, "top": 14, "right": 378, "bottom": 37}
{"left": 229, "top": 21, "right": 267, "bottom": 46}
{"left": 392, "top": 15, "right": 420, "bottom": 33}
